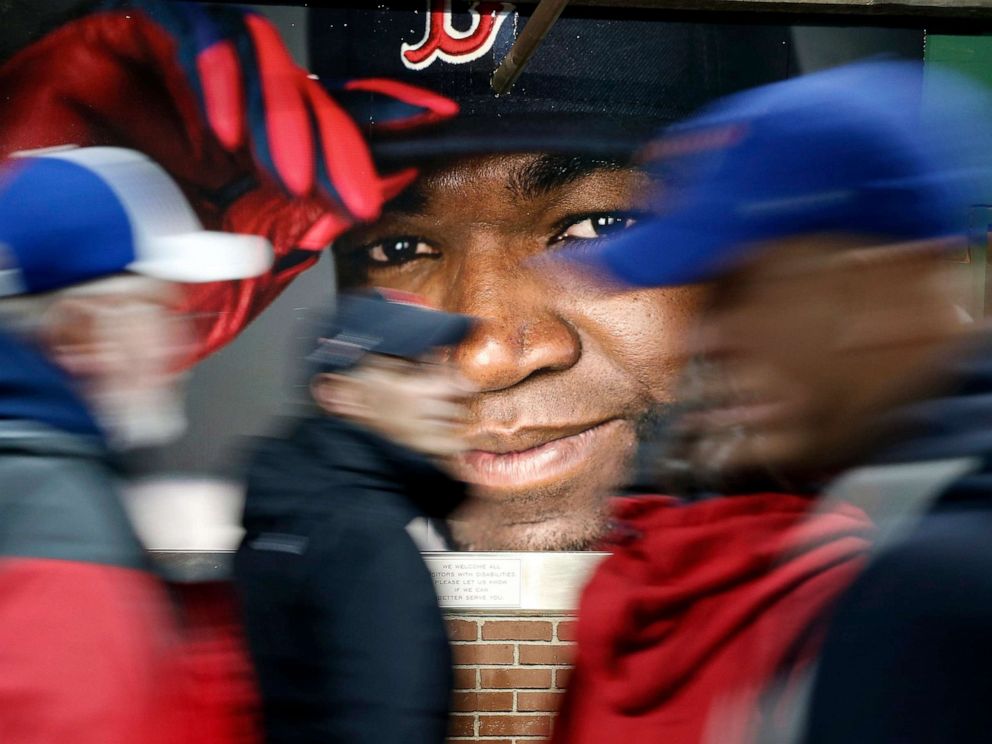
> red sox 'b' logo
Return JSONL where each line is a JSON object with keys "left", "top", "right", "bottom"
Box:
{"left": 402, "top": 0, "right": 514, "bottom": 71}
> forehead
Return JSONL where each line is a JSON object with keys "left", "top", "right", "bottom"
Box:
{"left": 384, "top": 153, "right": 647, "bottom": 214}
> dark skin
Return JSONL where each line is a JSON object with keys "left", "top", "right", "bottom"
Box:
{"left": 676, "top": 235, "right": 967, "bottom": 489}
{"left": 334, "top": 154, "right": 701, "bottom": 550}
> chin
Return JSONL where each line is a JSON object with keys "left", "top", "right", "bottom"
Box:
{"left": 448, "top": 428, "right": 636, "bottom": 550}
{"left": 450, "top": 488, "right": 611, "bottom": 551}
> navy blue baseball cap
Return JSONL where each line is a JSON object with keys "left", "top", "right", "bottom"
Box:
{"left": 0, "top": 146, "right": 272, "bottom": 297}
{"left": 308, "top": 289, "right": 473, "bottom": 373}
{"left": 570, "top": 61, "right": 992, "bottom": 287}
{"left": 312, "top": 3, "right": 794, "bottom": 162}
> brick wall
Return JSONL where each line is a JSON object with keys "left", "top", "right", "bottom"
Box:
{"left": 446, "top": 614, "right": 577, "bottom": 744}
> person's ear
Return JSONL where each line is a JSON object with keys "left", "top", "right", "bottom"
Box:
{"left": 311, "top": 372, "right": 367, "bottom": 419}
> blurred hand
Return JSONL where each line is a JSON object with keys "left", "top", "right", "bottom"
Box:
{"left": 315, "top": 355, "right": 477, "bottom": 459}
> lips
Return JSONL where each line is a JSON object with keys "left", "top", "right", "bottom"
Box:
{"left": 453, "top": 420, "right": 624, "bottom": 489}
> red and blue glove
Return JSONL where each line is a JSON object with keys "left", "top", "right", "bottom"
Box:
{"left": 0, "top": 0, "right": 457, "bottom": 359}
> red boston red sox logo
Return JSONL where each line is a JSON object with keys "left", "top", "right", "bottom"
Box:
{"left": 402, "top": 0, "right": 514, "bottom": 71}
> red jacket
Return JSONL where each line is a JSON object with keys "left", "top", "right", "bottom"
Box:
{"left": 552, "top": 493, "right": 874, "bottom": 744}
{"left": 0, "top": 330, "right": 258, "bottom": 744}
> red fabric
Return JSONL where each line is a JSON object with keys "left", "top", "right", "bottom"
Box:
{"left": 552, "top": 493, "right": 875, "bottom": 744}
{"left": 0, "top": 558, "right": 185, "bottom": 744}
{"left": 0, "top": 559, "right": 262, "bottom": 744}
{"left": 169, "top": 582, "right": 261, "bottom": 744}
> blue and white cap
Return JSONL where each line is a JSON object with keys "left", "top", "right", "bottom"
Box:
{"left": 0, "top": 146, "right": 272, "bottom": 297}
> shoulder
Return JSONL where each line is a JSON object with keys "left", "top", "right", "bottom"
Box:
{"left": 841, "top": 509, "right": 992, "bottom": 620}
{"left": 0, "top": 451, "right": 144, "bottom": 568}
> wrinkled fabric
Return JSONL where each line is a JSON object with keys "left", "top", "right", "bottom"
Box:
{"left": 553, "top": 492, "right": 874, "bottom": 744}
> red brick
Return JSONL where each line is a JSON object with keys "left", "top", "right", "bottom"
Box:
{"left": 453, "top": 668, "right": 478, "bottom": 690}
{"left": 447, "top": 740, "right": 512, "bottom": 744}
{"left": 448, "top": 714, "right": 475, "bottom": 737}
{"left": 556, "top": 621, "right": 578, "bottom": 642}
{"left": 481, "top": 668, "right": 553, "bottom": 689}
{"left": 453, "top": 643, "right": 515, "bottom": 665}
{"left": 479, "top": 714, "right": 553, "bottom": 737}
{"left": 517, "top": 691, "right": 566, "bottom": 712}
{"left": 451, "top": 691, "right": 514, "bottom": 712}
{"left": 519, "top": 644, "right": 574, "bottom": 666}
{"left": 554, "top": 668, "right": 573, "bottom": 689}
{"left": 482, "top": 621, "right": 553, "bottom": 641}
{"left": 446, "top": 619, "right": 478, "bottom": 641}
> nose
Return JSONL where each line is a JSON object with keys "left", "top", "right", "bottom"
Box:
{"left": 447, "top": 255, "right": 581, "bottom": 393}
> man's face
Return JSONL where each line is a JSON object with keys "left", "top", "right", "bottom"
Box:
{"left": 334, "top": 154, "right": 701, "bottom": 550}
{"left": 44, "top": 278, "right": 193, "bottom": 449}
{"left": 676, "top": 235, "right": 959, "bottom": 484}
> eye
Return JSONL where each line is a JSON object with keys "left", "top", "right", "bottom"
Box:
{"left": 552, "top": 213, "right": 639, "bottom": 243}
{"left": 363, "top": 237, "right": 440, "bottom": 266}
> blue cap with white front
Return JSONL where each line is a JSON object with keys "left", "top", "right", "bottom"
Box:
{"left": 0, "top": 146, "right": 272, "bottom": 297}
{"left": 569, "top": 61, "right": 992, "bottom": 287}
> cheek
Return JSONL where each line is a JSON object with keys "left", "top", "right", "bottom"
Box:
{"left": 579, "top": 287, "right": 704, "bottom": 402}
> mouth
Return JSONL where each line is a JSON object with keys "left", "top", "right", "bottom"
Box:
{"left": 453, "top": 420, "right": 624, "bottom": 490}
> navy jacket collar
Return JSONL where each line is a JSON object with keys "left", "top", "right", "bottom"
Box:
{"left": 0, "top": 327, "right": 104, "bottom": 441}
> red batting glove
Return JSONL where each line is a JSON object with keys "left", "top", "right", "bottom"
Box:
{"left": 0, "top": 1, "right": 457, "bottom": 361}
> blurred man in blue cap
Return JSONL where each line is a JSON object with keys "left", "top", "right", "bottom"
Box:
{"left": 551, "top": 61, "right": 992, "bottom": 743}
{"left": 0, "top": 145, "right": 270, "bottom": 743}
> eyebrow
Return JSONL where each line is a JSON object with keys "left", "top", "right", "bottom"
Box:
{"left": 381, "top": 180, "right": 430, "bottom": 215}
{"left": 506, "top": 154, "right": 628, "bottom": 201}
{"left": 381, "top": 153, "right": 631, "bottom": 216}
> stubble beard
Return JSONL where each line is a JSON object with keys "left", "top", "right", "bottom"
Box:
{"left": 447, "top": 409, "right": 665, "bottom": 551}
{"left": 449, "top": 491, "right": 612, "bottom": 551}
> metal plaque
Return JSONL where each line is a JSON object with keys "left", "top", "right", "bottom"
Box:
{"left": 425, "top": 555, "right": 523, "bottom": 608}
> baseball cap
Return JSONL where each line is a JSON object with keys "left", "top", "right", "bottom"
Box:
{"left": 569, "top": 61, "right": 992, "bottom": 287}
{"left": 0, "top": 146, "right": 272, "bottom": 297}
{"left": 307, "top": 289, "right": 473, "bottom": 373}
{"left": 312, "top": 3, "right": 793, "bottom": 162}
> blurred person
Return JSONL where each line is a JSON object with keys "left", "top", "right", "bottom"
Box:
{"left": 233, "top": 290, "right": 474, "bottom": 744}
{"left": 549, "top": 61, "right": 992, "bottom": 743}
{"left": 0, "top": 146, "right": 271, "bottom": 743}
{"left": 313, "top": 4, "right": 795, "bottom": 549}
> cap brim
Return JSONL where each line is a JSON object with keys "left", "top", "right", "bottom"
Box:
{"left": 129, "top": 232, "right": 273, "bottom": 283}
{"left": 371, "top": 113, "right": 659, "bottom": 166}
{"left": 381, "top": 309, "right": 474, "bottom": 359}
